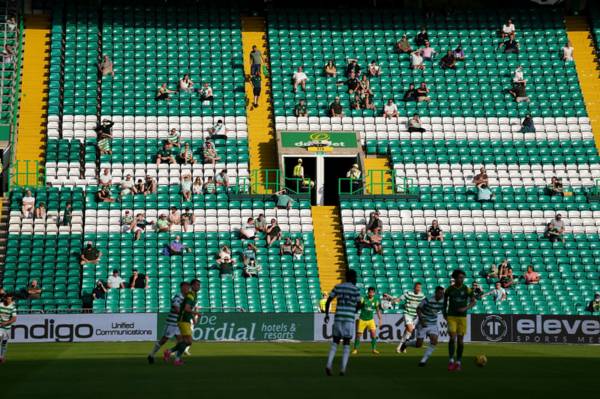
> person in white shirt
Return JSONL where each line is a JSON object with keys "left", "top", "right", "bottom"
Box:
{"left": 120, "top": 174, "right": 137, "bottom": 198}
{"left": 199, "top": 83, "right": 213, "bottom": 101}
{"left": 562, "top": 41, "right": 574, "bottom": 62}
{"left": 239, "top": 217, "right": 256, "bottom": 240}
{"left": 383, "top": 99, "right": 399, "bottom": 118}
{"left": 107, "top": 269, "right": 125, "bottom": 289}
{"left": 99, "top": 168, "right": 112, "bottom": 186}
{"left": 368, "top": 60, "right": 381, "bottom": 77}
{"left": 292, "top": 66, "right": 308, "bottom": 92}
{"left": 21, "top": 190, "right": 35, "bottom": 218}
{"left": 208, "top": 119, "right": 226, "bottom": 139}
{"left": 513, "top": 66, "right": 526, "bottom": 84}
{"left": 179, "top": 74, "right": 194, "bottom": 92}
{"left": 410, "top": 50, "right": 424, "bottom": 70}
{"left": 501, "top": 19, "right": 515, "bottom": 38}
{"left": 484, "top": 282, "right": 507, "bottom": 303}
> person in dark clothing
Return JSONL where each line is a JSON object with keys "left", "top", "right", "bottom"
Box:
{"left": 520, "top": 114, "right": 535, "bottom": 133}
{"left": 415, "top": 27, "right": 429, "bottom": 47}
{"left": 403, "top": 83, "right": 418, "bottom": 102}
{"left": 498, "top": 34, "right": 520, "bottom": 53}
{"left": 129, "top": 269, "right": 149, "bottom": 289}
{"left": 440, "top": 50, "right": 456, "bottom": 69}
{"left": 354, "top": 228, "right": 372, "bottom": 256}
{"left": 345, "top": 59, "right": 361, "bottom": 77}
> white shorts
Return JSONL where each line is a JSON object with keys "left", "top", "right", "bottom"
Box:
{"left": 332, "top": 320, "right": 355, "bottom": 339}
{"left": 404, "top": 314, "right": 417, "bottom": 327}
{"left": 162, "top": 324, "right": 180, "bottom": 339}
{"left": 416, "top": 324, "right": 439, "bottom": 340}
{"left": 0, "top": 330, "right": 9, "bottom": 341}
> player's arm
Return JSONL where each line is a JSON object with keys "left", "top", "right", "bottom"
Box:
{"left": 324, "top": 294, "right": 335, "bottom": 323}
{"left": 442, "top": 289, "right": 449, "bottom": 319}
{"left": 376, "top": 304, "right": 383, "bottom": 325}
{"left": 0, "top": 313, "right": 16, "bottom": 328}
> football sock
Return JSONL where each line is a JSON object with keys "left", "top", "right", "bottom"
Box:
{"left": 457, "top": 341, "right": 464, "bottom": 362}
{"left": 149, "top": 342, "right": 162, "bottom": 356}
{"left": 448, "top": 338, "right": 455, "bottom": 360}
{"left": 371, "top": 338, "right": 377, "bottom": 351}
{"left": 402, "top": 330, "right": 412, "bottom": 342}
{"left": 326, "top": 342, "right": 338, "bottom": 369}
{"left": 421, "top": 344, "right": 436, "bottom": 363}
{"left": 1, "top": 339, "right": 7, "bottom": 357}
{"left": 341, "top": 345, "right": 351, "bottom": 372}
{"left": 353, "top": 339, "right": 360, "bottom": 350}
{"left": 175, "top": 342, "right": 187, "bottom": 359}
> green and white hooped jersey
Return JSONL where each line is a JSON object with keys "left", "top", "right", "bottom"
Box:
{"left": 165, "top": 293, "right": 184, "bottom": 327}
{"left": 418, "top": 296, "right": 444, "bottom": 326}
{"left": 0, "top": 302, "right": 16, "bottom": 333}
{"left": 329, "top": 282, "right": 361, "bottom": 323}
{"left": 400, "top": 290, "right": 426, "bottom": 318}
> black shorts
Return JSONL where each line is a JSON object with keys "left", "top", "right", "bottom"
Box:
{"left": 253, "top": 87, "right": 261, "bottom": 96}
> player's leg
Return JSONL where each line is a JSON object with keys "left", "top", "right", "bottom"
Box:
{"left": 397, "top": 316, "right": 414, "bottom": 353}
{"left": 352, "top": 320, "right": 362, "bottom": 353}
{"left": 340, "top": 336, "right": 352, "bottom": 375}
{"left": 419, "top": 333, "right": 438, "bottom": 366}
{"left": 454, "top": 318, "right": 467, "bottom": 371}
{"left": 369, "top": 320, "right": 378, "bottom": 354}
{"left": 148, "top": 334, "right": 169, "bottom": 363}
{"left": 326, "top": 335, "right": 340, "bottom": 376}
{"left": 0, "top": 332, "right": 8, "bottom": 362}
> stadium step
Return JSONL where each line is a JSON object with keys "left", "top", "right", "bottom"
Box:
{"left": 312, "top": 206, "right": 347, "bottom": 303}
{"left": 364, "top": 157, "right": 393, "bottom": 194}
{"left": 566, "top": 16, "right": 600, "bottom": 154}
{"left": 15, "top": 14, "right": 51, "bottom": 185}
{"left": 241, "top": 15, "right": 277, "bottom": 191}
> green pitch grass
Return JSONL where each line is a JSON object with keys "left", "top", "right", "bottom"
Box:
{"left": 2, "top": 342, "right": 599, "bottom": 398}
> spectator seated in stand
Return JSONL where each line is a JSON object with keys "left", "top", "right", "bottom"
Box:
{"left": 156, "top": 214, "right": 171, "bottom": 232}
{"left": 368, "top": 227, "right": 383, "bottom": 255}
{"left": 129, "top": 269, "right": 149, "bottom": 289}
{"left": 21, "top": 189, "right": 35, "bottom": 218}
{"left": 27, "top": 280, "right": 42, "bottom": 299}
{"left": 354, "top": 228, "right": 371, "bottom": 256}
{"left": 520, "top": 114, "right": 535, "bottom": 133}
{"left": 440, "top": 50, "right": 456, "bottom": 69}
{"left": 383, "top": 98, "right": 399, "bottom": 118}
{"left": 119, "top": 174, "right": 137, "bottom": 198}
{"left": 473, "top": 167, "right": 489, "bottom": 188}
{"left": 485, "top": 264, "right": 499, "bottom": 283}
{"left": 204, "top": 176, "right": 216, "bottom": 194}
{"left": 471, "top": 282, "right": 484, "bottom": 300}
{"left": 216, "top": 245, "right": 236, "bottom": 278}
{"left": 420, "top": 40, "right": 436, "bottom": 61}
{"left": 164, "top": 236, "right": 189, "bottom": 256}
{"left": 547, "top": 176, "right": 564, "bottom": 197}
{"left": 408, "top": 113, "right": 426, "bottom": 133}
{"left": 477, "top": 184, "right": 494, "bottom": 203}
{"left": 96, "top": 186, "right": 115, "bottom": 203}
{"left": 453, "top": 45, "right": 465, "bottom": 61}
{"left": 207, "top": 119, "right": 227, "bottom": 139}
{"left": 265, "top": 218, "right": 282, "bottom": 247}
{"left": 292, "top": 66, "right": 308, "bottom": 92}
{"left": 274, "top": 189, "right": 295, "bottom": 209}
{"left": 498, "top": 261, "right": 514, "bottom": 288}
{"left": 198, "top": 83, "right": 214, "bottom": 101}
{"left": 156, "top": 142, "right": 176, "bottom": 165}
{"left": 415, "top": 27, "right": 428, "bottom": 47}
{"left": 544, "top": 214, "right": 565, "bottom": 243}
{"left": 368, "top": 60, "right": 381, "bottom": 77}
{"left": 92, "top": 280, "right": 108, "bottom": 300}
{"left": 500, "top": 18, "right": 515, "bottom": 39}
{"left": 292, "top": 238, "right": 304, "bottom": 260}
{"left": 240, "top": 217, "right": 256, "bottom": 240}
{"left": 145, "top": 175, "right": 157, "bottom": 194}
{"left": 427, "top": 219, "right": 444, "bottom": 242}
{"left": 107, "top": 269, "right": 125, "bottom": 289}
{"left": 324, "top": 59, "right": 337, "bottom": 77}
{"left": 181, "top": 207, "right": 195, "bottom": 232}
{"left": 178, "top": 74, "right": 195, "bottom": 93}
{"left": 586, "top": 293, "right": 600, "bottom": 313}
{"left": 121, "top": 210, "right": 134, "bottom": 232}
{"left": 155, "top": 83, "right": 175, "bottom": 100}
{"left": 403, "top": 83, "right": 418, "bottom": 102}
{"left": 215, "top": 170, "right": 230, "bottom": 187}
{"left": 338, "top": 71, "right": 360, "bottom": 94}
{"left": 99, "top": 55, "right": 115, "bottom": 77}
{"left": 203, "top": 141, "right": 221, "bottom": 165}
{"left": 99, "top": 168, "right": 112, "bottom": 187}
{"left": 132, "top": 213, "right": 153, "bottom": 240}
{"left": 35, "top": 202, "right": 46, "bottom": 220}
{"left": 366, "top": 211, "right": 382, "bottom": 232}
{"left": 484, "top": 282, "right": 507, "bottom": 302}
{"left": 80, "top": 242, "right": 102, "bottom": 265}
{"left": 294, "top": 99, "right": 308, "bottom": 117}
{"left": 410, "top": 50, "right": 425, "bottom": 70}
{"left": 180, "top": 174, "right": 193, "bottom": 201}
{"left": 280, "top": 237, "right": 294, "bottom": 256}
{"left": 242, "top": 243, "right": 261, "bottom": 277}
{"left": 345, "top": 59, "right": 361, "bottom": 77}
{"left": 166, "top": 128, "right": 181, "bottom": 148}
{"left": 522, "top": 265, "right": 540, "bottom": 285}
{"left": 178, "top": 142, "right": 196, "bottom": 165}
{"left": 416, "top": 83, "right": 431, "bottom": 102}
{"left": 395, "top": 34, "right": 412, "bottom": 54}
{"left": 562, "top": 41, "right": 574, "bottom": 62}
{"left": 498, "top": 33, "right": 520, "bottom": 54}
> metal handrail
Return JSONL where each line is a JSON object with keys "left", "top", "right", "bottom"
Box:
{"left": 337, "top": 177, "right": 362, "bottom": 195}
